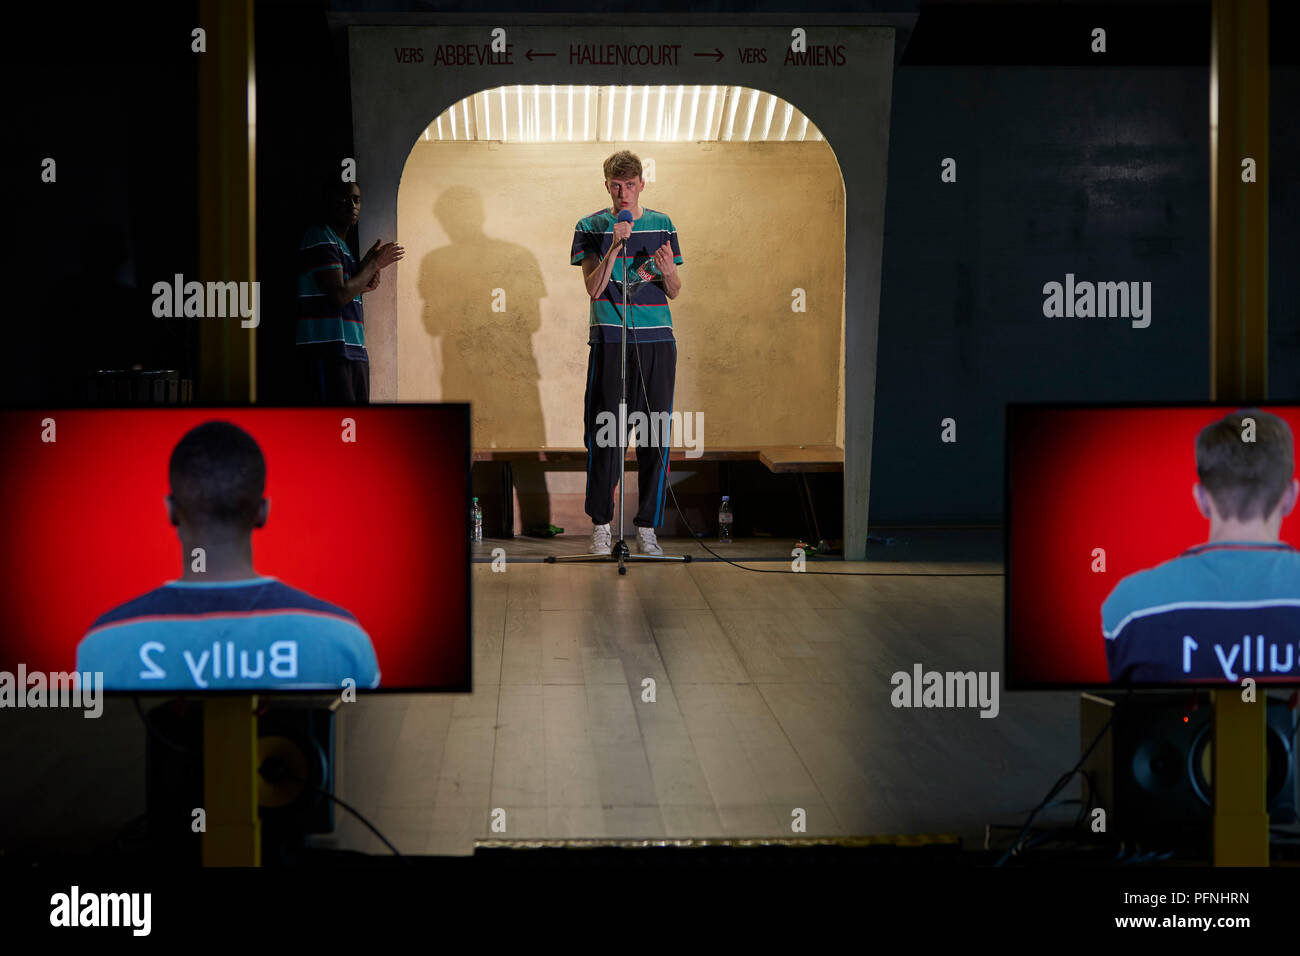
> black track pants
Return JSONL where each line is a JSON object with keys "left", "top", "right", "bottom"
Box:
{"left": 583, "top": 339, "right": 677, "bottom": 528}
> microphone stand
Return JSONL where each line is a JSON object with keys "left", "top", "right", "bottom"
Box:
{"left": 550, "top": 225, "right": 690, "bottom": 575}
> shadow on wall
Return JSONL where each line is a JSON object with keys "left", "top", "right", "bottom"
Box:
{"left": 417, "top": 185, "right": 552, "bottom": 528}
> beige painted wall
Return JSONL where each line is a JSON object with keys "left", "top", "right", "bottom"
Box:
{"left": 396, "top": 140, "right": 844, "bottom": 451}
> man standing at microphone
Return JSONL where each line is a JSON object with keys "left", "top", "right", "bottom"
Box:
{"left": 571, "top": 151, "right": 683, "bottom": 556}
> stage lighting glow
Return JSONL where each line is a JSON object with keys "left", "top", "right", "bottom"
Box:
{"left": 687, "top": 85, "right": 701, "bottom": 140}
{"left": 742, "top": 88, "right": 760, "bottom": 141}
{"left": 725, "top": 86, "right": 742, "bottom": 141}
{"left": 418, "top": 85, "right": 822, "bottom": 145}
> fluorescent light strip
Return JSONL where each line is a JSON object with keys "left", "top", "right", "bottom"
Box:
{"left": 778, "top": 101, "right": 792, "bottom": 141}
{"left": 729, "top": 86, "right": 743, "bottom": 141}
{"left": 759, "top": 94, "right": 774, "bottom": 140}
{"left": 742, "top": 89, "right": 759, "bottom": 141}
{"left": 703, "top": 85, "right": 718, "bottom": 140}
{"left": 432, "top": 84, "right": 825, "bottom": 144}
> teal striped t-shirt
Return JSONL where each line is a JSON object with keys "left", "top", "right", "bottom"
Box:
{"left": 297, "top": 223, "right": 367, "bottom": 360}
{"left": 570, "top": 207, "right": 682, "bottom": 344}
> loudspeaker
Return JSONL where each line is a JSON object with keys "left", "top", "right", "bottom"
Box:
{"left": 256, "top": 701, "right": 336, "bottom": 837}
{"left": 1081, "top": 691, "right": 1298, "bottom": 853}
{"left": 143, "top": 699, "right": 336, "bottom": 864}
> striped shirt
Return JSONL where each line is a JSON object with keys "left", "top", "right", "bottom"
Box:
{"left": 1102, "top": 542, "right": 1300, "bottom": 683}
{"left": 76, "top": 576, "right": 380, "bottom": 691}
{"left": 570, "top": 207, "right": 682, "bottom": 344}
{"left": 297, "top": 224, "right": 367, "bottom": 361}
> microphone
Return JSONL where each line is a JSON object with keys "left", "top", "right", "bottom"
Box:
{"left": 615, "top": 208, "right": 634, "bottom": 248}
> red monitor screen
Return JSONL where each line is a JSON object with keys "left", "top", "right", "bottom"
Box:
{"left": 1006, "top": 404, "right": 1300, "bottom": 688}
{"left": 0, "top": 405, "right": 470, "bottom": 694}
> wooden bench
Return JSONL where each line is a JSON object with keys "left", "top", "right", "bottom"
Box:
{"left": 473, "top": 445, "right": 843, "bottom": 542}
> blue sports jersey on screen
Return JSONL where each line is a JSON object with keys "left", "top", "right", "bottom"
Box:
{"left": 76, "top": 576, "right": 381, "bottom": 691}
{"left": 1102, "top": 542, "right": 1300, "bottom": 683}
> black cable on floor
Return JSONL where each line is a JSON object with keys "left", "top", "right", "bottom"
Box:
{"left": 613, "top": 305, "right": 1003, "bottom": 577}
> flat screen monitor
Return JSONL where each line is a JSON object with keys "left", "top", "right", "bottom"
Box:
{"left": 1006, "top": 404, "right": 1300, "bottom": 688}
{"left": 0, "top": 405, "right": 470, "bottom": 696}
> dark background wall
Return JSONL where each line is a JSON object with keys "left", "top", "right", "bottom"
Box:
{"left": 7, "top": 2, "right": 199, "bottom": 407}
{"left": 870, "top": 2, "right": 1300, "bottom": 524}
{"left": 1269, "top": 61, "right": 1300, "bottom": 400}
{"left": 872, "top": 64, "right": 1211, "bottom": 522}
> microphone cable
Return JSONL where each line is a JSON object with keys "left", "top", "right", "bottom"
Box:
{"left": 603, "top": 274, "right": 1001, "bottom": 578}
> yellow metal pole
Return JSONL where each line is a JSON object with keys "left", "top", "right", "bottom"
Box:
{"left": 197, "top": 0, "right": 257, "bottom": 403}
{"left": 202, "top": 696, "right": 262, "bottom": 867}
{"left": 1209, "top": 0, "right": 1269, "bottom": 867}
{"left": 197, "top": 0, "right": 259, "bottom": 866}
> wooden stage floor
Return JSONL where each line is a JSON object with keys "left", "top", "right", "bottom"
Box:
{"left": 318, "top": 528, "right": 1080, "bottom": 856}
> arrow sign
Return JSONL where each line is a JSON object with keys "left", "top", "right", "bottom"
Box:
{"left": 525, "top": 49, "right": 556, "bottom": 61}
{"left": 693, "top": 48, "right": 723, "bottom": 62}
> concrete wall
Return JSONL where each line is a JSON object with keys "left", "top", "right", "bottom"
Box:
{"left": 396, "top": 139, "right": 844, "bottom": 450}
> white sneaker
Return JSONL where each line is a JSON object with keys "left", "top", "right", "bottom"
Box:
{"left": 636, "top": 527, "right": 663, "bottom": 556}
{"left": 591, "top": 523, "right": 612, "bottom": 556}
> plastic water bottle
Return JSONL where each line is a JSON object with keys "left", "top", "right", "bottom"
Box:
{"left": 471, "top": 497, "right": 483, "bottom": 543}
{"left": 718, "top": 496, "right": 733, "bottom": 544}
